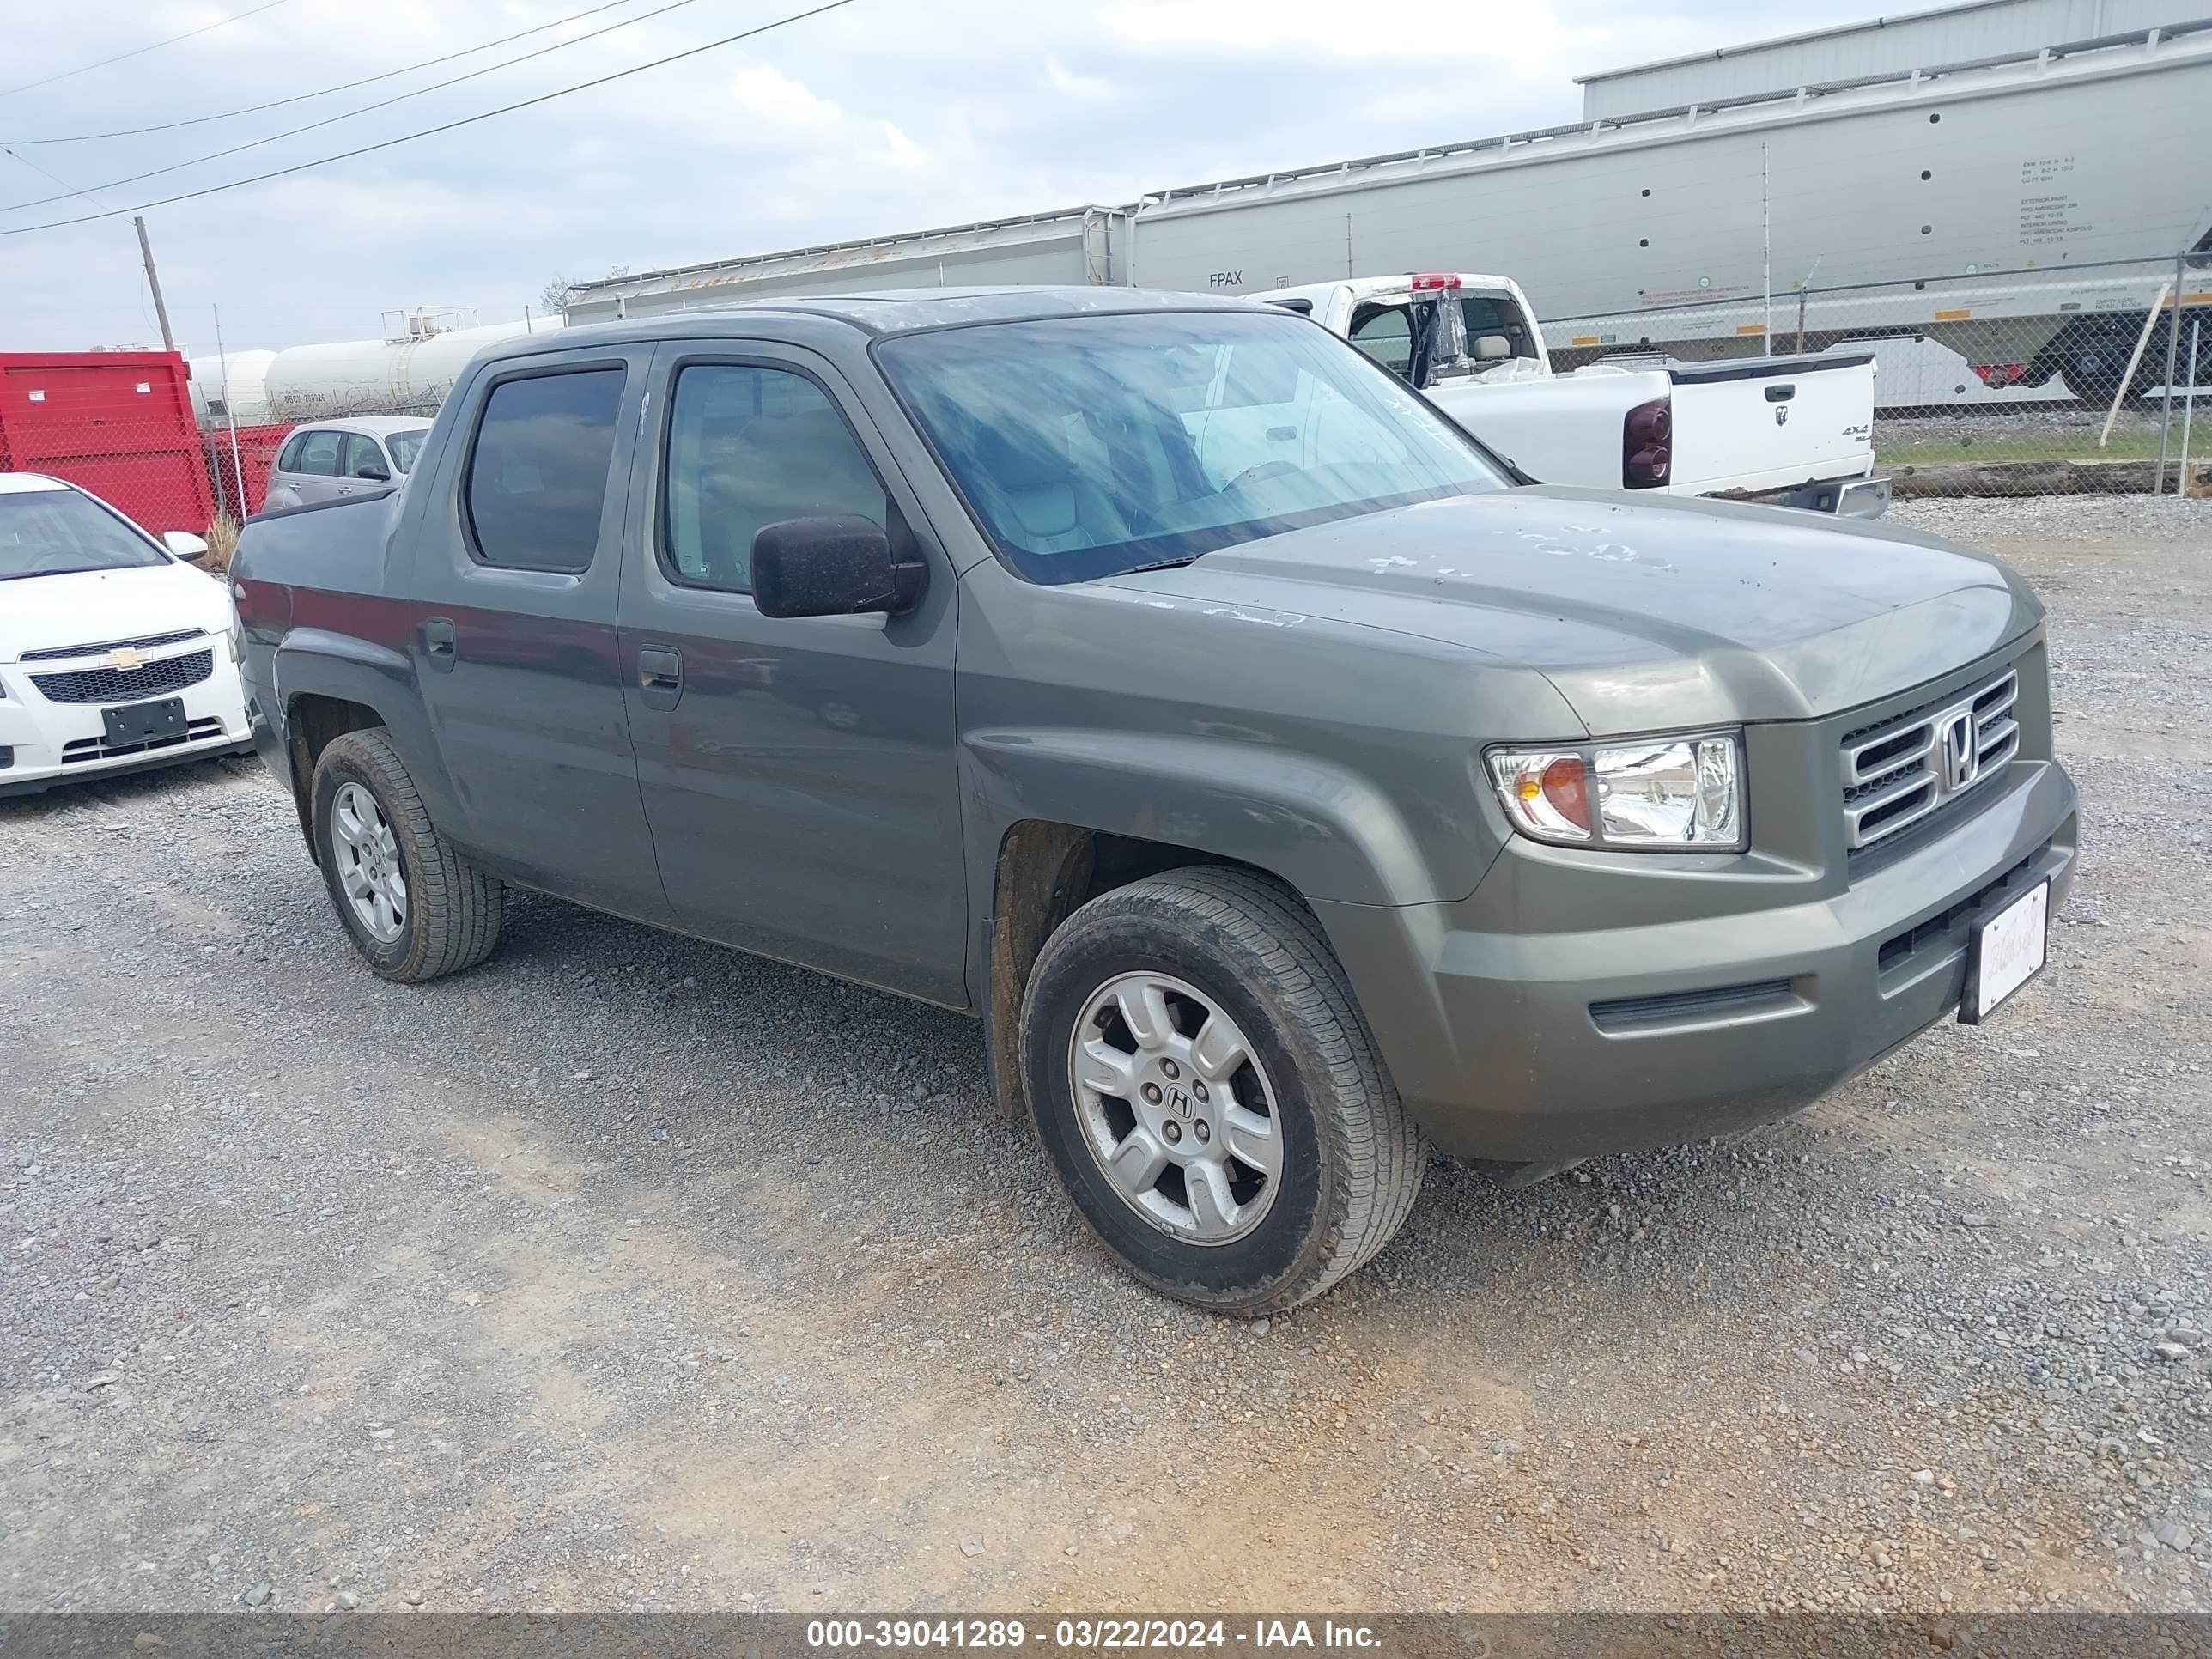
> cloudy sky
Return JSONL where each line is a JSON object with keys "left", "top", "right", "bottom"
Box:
{"left": 0, "top": 0, "right": 1876, "bottom": 356}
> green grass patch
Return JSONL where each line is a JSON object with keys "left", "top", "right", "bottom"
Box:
{"left": 1879, "top": 428, "right": 2178, "bottom": 466}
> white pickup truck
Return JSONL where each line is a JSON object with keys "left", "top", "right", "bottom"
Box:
{"left": 1255, "top": 273, "right": 1889, "bottom": 516}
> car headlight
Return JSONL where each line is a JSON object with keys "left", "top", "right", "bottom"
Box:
{"left": 1486, "top": 732, "right": 1744, "bottom": 849}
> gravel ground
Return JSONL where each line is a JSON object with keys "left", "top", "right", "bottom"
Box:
{"left": 3, "top": 498, "right": 2208, "bottom": 1616}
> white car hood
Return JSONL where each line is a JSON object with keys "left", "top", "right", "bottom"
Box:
{"left": 0, "top": 562, "right": 231, "bottom": 664}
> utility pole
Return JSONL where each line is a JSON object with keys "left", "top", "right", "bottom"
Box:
{"left": 212, "top": 305, "right": 246, "bottom": 514}
{"left": 133, "top": 216, "right": 177, "bottom": 353}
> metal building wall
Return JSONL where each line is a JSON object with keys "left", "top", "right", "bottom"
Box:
{"left": 1578, "top": 0, "right": 2180, "bottom": 118}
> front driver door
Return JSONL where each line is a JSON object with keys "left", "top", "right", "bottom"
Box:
{"left": 618, "top": 342, "right": 966, "bottom": 1005}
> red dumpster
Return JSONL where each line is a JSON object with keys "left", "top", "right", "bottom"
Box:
{"left": 0, "top": 351, "right": 216, "bottom": 535}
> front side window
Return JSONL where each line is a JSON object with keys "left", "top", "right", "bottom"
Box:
{"left": 464, "top": 368, "right": 624, "bottom": 573}
{"left": 296, "top": 428, "right": 343, "bottom": 477}
{"left": 340, "top": 433, "right": 386, "bottom": 479}
{"left": 661, "top": 363, "right": 886, "bottom": 593}
{"left": 0, "top": 489, "right": 166, "bottom": 581}
{"left": 386, "top": 428, "right": 428, "bottom": 474}
{"left": 878, "top": 310, "right": 1508, "bottom": 585}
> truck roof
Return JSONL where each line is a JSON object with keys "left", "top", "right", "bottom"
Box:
{"left": 482, "top": 285, "right": 1267, "bottom": 362}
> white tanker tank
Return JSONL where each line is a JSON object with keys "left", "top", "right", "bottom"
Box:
{"left": 185, "top": 349, "right": 277, "bottom": 427}
{"left": 191, "top": 313, "right": 562, "bottom": 430}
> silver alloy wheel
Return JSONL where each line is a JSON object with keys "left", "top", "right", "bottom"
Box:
{"left": 1068, "top": 971, "right": 1283, "bottom": 1245}
{"left": 331, "top": 781, "right": 407, "bottom": 945}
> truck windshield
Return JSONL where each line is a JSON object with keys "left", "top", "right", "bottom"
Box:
{"left": 0, "top": 489, "right": 167, "bottom": 581}
{"left": 878, "top": 310, "right": 1510, "bottom": 584}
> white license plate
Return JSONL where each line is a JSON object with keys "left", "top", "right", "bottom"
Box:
{"left": 1961, "top": 879, "right": 2049, "bottom": 1024}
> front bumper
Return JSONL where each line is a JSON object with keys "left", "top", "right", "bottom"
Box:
{"left": 0, "top": 648, "right": 252, "bottom": 798}
{"left": 1316, "top": 757, "right": 2076, "bottom": 1161}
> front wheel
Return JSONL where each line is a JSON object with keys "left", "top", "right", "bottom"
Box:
{"left": 311, "top": 729, "right": 502, "bottom": 982}
{"left": 1020, "top": 867, "right": 1428, "bottom": 1315}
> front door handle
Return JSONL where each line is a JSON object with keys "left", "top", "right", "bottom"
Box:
{"left": 638, "top": 646, "right": 683, "bottom": 710}
{"left": 423, "top": 617, "right": 456, "bottom": 673}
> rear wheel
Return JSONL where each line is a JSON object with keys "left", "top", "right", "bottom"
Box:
{"left": 311, "top": 729, "right": 502, "bottom": 982}
{"left": 1021, "top": 867, "right": 1427, "bottom": 1315}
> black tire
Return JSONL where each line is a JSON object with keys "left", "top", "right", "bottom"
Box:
{"left": 1020, "top": 866, "right": 1428, "bottom": 1316}
{"left": 310, "top": 729, "right": 502, "bottom": 983}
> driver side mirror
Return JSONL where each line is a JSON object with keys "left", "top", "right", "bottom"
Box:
{"left": 162, "top": 530, "right": 210, "bottom": 563}
{"left": 750, "top": 516, "right": 924, "bottom": 619}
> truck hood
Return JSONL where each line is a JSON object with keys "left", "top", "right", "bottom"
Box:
{"left": 1100, "top": 486, "right": 2039, "bottom": 732}
{"left": 0, "top": 562, "right": 232, "bottom": 664}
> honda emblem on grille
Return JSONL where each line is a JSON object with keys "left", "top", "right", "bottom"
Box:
{"left": 1937, "top": 708, "right": 1979, "bottom": 793}
{"left": 105, "top": 647, "right": 147, "bottom": 670}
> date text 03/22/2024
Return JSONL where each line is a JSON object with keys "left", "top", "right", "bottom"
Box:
{"left": 805, "top": 1620, "right": 1382, "bottom": 1650}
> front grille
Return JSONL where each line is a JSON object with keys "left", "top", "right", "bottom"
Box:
{"left": 1840, "top": 665, "right": 2020, "bottom": 854}
{"left": 30, "top": 649, "right": 214, "bottom": 705}
{"left": 61, "top": 716, "right": 225, "bottom": 764}
{"left": 1877, "top": 845, "right": 2045, "bottom": 975}
{"left": 18, "top": 628, "right": 204, "bottom": 664}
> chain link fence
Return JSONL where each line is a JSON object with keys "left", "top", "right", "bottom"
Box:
{"left": 1545, "top": 248, "right": 2212, "bottom": 499}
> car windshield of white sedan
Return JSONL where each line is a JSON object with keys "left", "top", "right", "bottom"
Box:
{"left": 878, "top": 310, "right": 1510, "bottom": 584}
{"left": 0, "top": 490, "right": 167, "bottom": 580}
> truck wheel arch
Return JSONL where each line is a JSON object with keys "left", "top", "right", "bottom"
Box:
{"left": 983, "top": 820, "right": 1301, "bottom": 1127}
{"left": 284, "top": 693, "right": 388, "bottom": 854}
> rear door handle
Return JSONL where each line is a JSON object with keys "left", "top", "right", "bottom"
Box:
{"left": 423, "top": 617, "right": 456, "bottom": 672}
{"left": 638, "top": 646, "right": 683, "bottom": 710}
{"left": 1765, "top": 384, "right": 1797, "bottom": 403}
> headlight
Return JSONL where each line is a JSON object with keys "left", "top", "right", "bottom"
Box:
{"left": 1486, "top": 732, "right": 1744, "bottom": 850}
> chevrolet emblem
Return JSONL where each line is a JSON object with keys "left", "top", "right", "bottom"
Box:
{"left": 106, "top": 647, "right": 148, "bottom": 670}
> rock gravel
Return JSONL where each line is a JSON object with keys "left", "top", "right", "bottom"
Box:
{"left": 2, "top": 497, "right": 2206, "bottom": 1615}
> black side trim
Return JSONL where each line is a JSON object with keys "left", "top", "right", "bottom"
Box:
{"left": 246, "top": 487, "right": 398, "bottom": 525}
{"left": 1590, "top": 979, "right": 1799, "bottom": 1033}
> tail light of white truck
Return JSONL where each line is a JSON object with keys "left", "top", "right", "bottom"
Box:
{"left": 1623, "top": 397, "right": 1672, "bottom": 489}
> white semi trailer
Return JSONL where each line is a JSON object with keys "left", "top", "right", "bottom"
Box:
{"left": 565, "top": 14, "right": 2211, "bottom": 402}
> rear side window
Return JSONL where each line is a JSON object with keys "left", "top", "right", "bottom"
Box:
{"left": 295, "top": 428, "right": 343, "bottom": 477}
{"left": 465, "top": 368, "right": 624, "bottom": 572}
{"left": 660, "top": 363, "right": 886, "bottom": 593}
{"left": 275, "top": 431, "right": 308, "bottom": 471}
{"left": 1348, "top": 304, "right": 1413, "bottom": 376}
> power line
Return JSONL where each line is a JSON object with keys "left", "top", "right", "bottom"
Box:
{"left": 1, "top": 146, "right": 113, "bottom": 209}
{"left": 0, "top": 0, "right": 296, "bottom": 101}
{"left": 0, "top": 0, "right": 858, "bottom": 239}
{"left": 0, "top": 0, "right": 714, "bottom": 213}
{"left": 2, "top": 0, "right": 661, "bottom": 145}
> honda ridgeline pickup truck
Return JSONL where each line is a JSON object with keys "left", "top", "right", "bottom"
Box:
{"left": 231, "top": 288, "right": 2075, "bottom": 1315}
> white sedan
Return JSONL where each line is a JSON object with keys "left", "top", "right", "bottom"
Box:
{"left": 0, "top": 473, "right": 251, "bottom": 798}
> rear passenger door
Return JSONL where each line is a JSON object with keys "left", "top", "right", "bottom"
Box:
{"left": 404, "top": 346, "right": 672, "bottom": 923}
{"left": 287, "top": 428, "right": 346, "bottom": 504}
{"left": 617, "top": 342, "right": 966, "bottom": 1004}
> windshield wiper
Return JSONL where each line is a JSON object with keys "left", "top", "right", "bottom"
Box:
{"left": 0, "top": 567, "right": 106, "bottom": 581}
{"left": 1117, "top": 556, "right": 1201, "bottom": 576}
